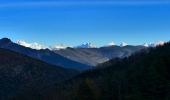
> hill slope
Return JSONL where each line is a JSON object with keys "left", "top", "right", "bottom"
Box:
{"left": 0, "top": 48, "right": 78, "bottom": 100}
{"left": 54, "top": 45, "right": 145, "bottom": 66}
{"left": 17, "top": 42, "right": 170, "bottom": 100}
{"left": 0, "top": 38, "right": 91, "bottom": 70}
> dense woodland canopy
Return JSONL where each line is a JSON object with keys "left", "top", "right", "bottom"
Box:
{"left": 0, "top": 48, "right": 78, "bottom": 100}
{"left": 13, "top": 42, "right": 170, "bottom": 100}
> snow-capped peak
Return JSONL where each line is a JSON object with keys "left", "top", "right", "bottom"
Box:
{"left": 120, "top": 42, "right": 128, "bottom": 47}
{"left": 102, "top": 42, "right": 116, "bottom": 47}
{"left": 149, "top": 41, "right": 165, "bottom": 47}
{"left": 49, "top": 44, "right": 69, "bottom": 50}
{"left": 108, "top": 42, "right": 115, "bottom": 46}
{"left": 16, "top": 40, "right": 46, "bottom": 50}
{"left": 143, "top": 43, "right": 149, "bottom": 47}
{"left": 76, "top": 42, "right": 97, "bottom": 48}
{"left": 154, "top": 41, "right": 165, "bottom": 46}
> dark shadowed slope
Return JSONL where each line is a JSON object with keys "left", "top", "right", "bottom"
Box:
{"left": 0, "top": 48, "right": 79, "bottom": 100}
{"left": 17, "top": 42, "right": 170, "bottom": 100}
{"left": 0, "top": 38, "right": 91, "bottom": 70}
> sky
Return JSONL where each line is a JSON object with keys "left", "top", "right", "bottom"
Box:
{"left": 0, "top": 0, "right": 170, "bottom": 46}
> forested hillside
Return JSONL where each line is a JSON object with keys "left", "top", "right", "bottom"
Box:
{"left": 0, "top": 48, "right": 78, "bottom": 100}
{"left": 15, "top": 42, "right": 170, "bottom": 100}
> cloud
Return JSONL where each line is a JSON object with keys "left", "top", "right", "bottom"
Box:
{"left": 0, "top": 1, "right": 170, "bottom": 8}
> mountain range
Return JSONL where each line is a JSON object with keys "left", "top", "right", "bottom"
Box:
{"left": 0, "top": 38, "right": 91, "bottom": 70}
{"left": 16, "top": 40, "right": 165, "bottom": 50}
{"left": 0, "top": 38, "right": 147, "bottom": 68}
{"left": 0, "top": 37, "right": 169, "bottom": 100}
{"left": 53, "top": 45, "right": 146, "bottom": 66}
{"left": 12, "top": 41, "right": 170, "bottom": 100}
{"left": 16, "top": 40, "right": 166, "bottom": 66}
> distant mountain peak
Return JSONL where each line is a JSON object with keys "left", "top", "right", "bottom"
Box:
{"left": 143, "top": 43, "right": 149, "bottom": 47}
{"left": 77, "top": 42, "right": 97, "bottom": 48}
{"left": 50, "top": 44, "right": 69, "bottom": 50}
{"left": 16, "top": 40, "right": 46, "bottom": 50}
{"left": 108, "top": 42, "right": 115, "bottom": 46}
{"left": 102, "top": 42, "right": 116, "bottom": 47}
{"left": 154, "top": 41, "right": 165, "bottom": 46}
{"left": 120, "top": 42, "right": 128, "bottom": 47}
{"left": 149, "top": 41, "right": 165, "bottom": 47}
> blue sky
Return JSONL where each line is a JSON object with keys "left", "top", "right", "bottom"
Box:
{"left": 0, "top": 0, "right": 170, "bottom": 46}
